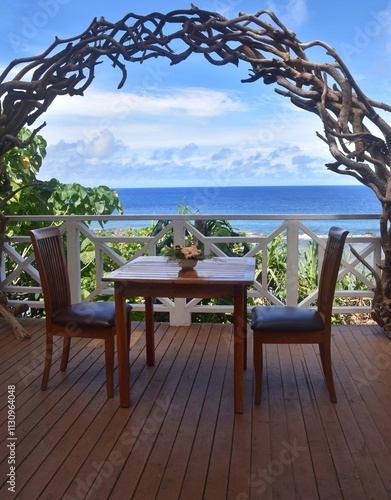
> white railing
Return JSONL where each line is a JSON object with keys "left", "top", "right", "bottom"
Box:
{"left": 1, "top": 214, "right": 380, "bottom": 325}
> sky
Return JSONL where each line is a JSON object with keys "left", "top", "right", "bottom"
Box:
{"left": 1, "top": 0, "right": 391, "bottom": 189}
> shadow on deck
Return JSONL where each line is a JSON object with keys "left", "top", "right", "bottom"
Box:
{"left": 1, "top": 319, "right": 391, "bottom": 499}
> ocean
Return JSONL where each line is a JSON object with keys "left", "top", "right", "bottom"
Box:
{"left": 112, "top": 185, "right": 381, "bottom": 235}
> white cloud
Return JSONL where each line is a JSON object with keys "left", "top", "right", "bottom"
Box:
{"left": 41, "top": 137, "right": 337, "bottom": 188}
{"left": 84, "top": 130, "right": 123, "bottom": 159}
{"left": 39, "top": 87, "right": 326, "bottom": 156}
{"left": 46, "top": 87, "right": 248, "bottom": 120}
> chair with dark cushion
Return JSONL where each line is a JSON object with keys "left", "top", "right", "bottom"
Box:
{"left": 251, "top": 226, "right": 349, "bottom": 404}
{"left": 30, "top": 226, "right": 132, "bottom": 397}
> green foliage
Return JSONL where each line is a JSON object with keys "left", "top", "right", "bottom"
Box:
{"left": 253, "top": 234, "right": 289, "bottom": 302}
{"left": 2, "top": 128, "right": 123, "bottom": 235}
{"left": 2, "top": 128, "right": 47, "bottom": 192}
{"left": 1, "top": 128, "right": 124, "bottom": 312}
{"left": 78, "top": 224, "right": 156, "bottom": 295}
{"left": 265, "top": 234, "right": 288, "bottom": 300}
{"left": 298, "top": 240, "right": 319, "bottom": 301}
{"left": 333, "top": 266, "right": 373, "bottom": 324}
{"left": 2, "top": 128, "right": 48, "bottom": 215}
{"left": 47, "top": 180, "right": 123, "bottom": 219}
{"left": 205, "top": 218, "right": 250, "bottom": 257}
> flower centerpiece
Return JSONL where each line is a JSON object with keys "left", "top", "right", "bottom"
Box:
{"left": 164, "top": 243, "right": 204, "bottom": 269}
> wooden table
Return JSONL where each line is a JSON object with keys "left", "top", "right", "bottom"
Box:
{"left": 103, "top": 256, "right": 255, "bottom": 413}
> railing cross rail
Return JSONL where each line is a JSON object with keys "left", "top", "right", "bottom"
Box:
{"left": 2, "top": 214, "right": 379, "bottom": 323}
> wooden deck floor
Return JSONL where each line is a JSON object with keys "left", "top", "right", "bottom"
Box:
{"left": 1, "top": 318, "right": 391, "bottom": 499}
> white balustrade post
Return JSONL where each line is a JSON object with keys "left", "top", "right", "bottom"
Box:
{"left": 171, "top": 218, "right": 191, "bottom": 326}
{"left": 172, "top": 218, "right": 186, "bottom": 247}
{"left": 65, "top": 221, "right": 82, "bottom": 303}
{"left": 286, "top": 221, "right": 299, "bottom": 306}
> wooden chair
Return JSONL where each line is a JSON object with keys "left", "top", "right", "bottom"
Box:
{"left": 30, "top": 226, "right": 132, "bottom": 397}
{"left": 251, "top": 226, "right": 349, "bottom": 404}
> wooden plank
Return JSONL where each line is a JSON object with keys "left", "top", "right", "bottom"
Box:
{"left": 1, "top": 321, "right": 391, "bottom": 500}
{"left": 40, "top": 321, "right": 169, "bottom": 499}
{"left": 0, "top": 318, "right": 45, "bottom": 380}
{"left": 61, "top": 322, "right": 177, "bottom": 499}
{"left": 141, "top": 323, "right": 216, "bottom": 499}
{"left": 203, "top": 324, "right": 236, "bottom": 500}
{"left": 0, "top": 317, "right": 36, "bottom": 347}
{"left": 332, "top": 326, "right": 391, "bottom": 499}
{"left": 5, "top": 340, "right": 111, "bottom": 494}
{"left": 313, "top": 330, "right": 368, "bottom": 500}
{"left": 17, "top": 320, "right": 145, "bottom": 498}
{"left": 5, "top": 320, "right": 141, "bottom": 497}
{"left": 0, "top": 335, "right": 89, "bottom": 465}
{"left": 129, "top": 322, "right": 209, "bottom": 499}
{"left": 227, "top": 336, "right": 254, "bottom": 499}
{"left": 291, "top": 343, "right": 343, "bottom": 499}
{"left": 178, "top": 323, "right": 228, "bottom": 499}
{"left": 247, "top": 328, "right": 273, "bottom": 500}
{"left": 336, "top": 325, "right": 391, "bottom": 494}
{"left": 281, "top": 344, "right": 319, "bottom": 499}
{"left": 267, "top": 344, "right": 296, "bottom": 499}
{"left": 0, "top": 319, "right": 46, "bottom": 404}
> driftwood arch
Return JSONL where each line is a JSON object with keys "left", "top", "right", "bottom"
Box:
{"left": 1, "top": 7, "right": 391, "bottom": 335}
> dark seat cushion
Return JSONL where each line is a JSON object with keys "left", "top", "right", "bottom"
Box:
{"left": 251, "top": 306, "right": 325, "bottom": 332}
{"left": 52, "top": 302, "right": 132, "bottom": 328}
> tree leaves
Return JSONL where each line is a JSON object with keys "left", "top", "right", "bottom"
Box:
{"left": 3, "top": 128, "right": 123, "bottom": 230}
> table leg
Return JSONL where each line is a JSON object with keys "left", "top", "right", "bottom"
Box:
{"left": 233, "top": 285, "right": 245, "bottom": 414}
{"left": 243, "top": 287, "right": 248, "bottom": 370}
{"left": 145, "top": 296, "right": 155, "bottom": 366}
{"left": 115, "top": 283, "right": 130, "bottom": 407}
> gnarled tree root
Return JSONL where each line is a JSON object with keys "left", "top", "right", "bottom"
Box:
{"left": 0, "top": 299, "right": 30, "bottom": 339}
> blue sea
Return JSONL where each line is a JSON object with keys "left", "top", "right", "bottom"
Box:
{"left": 112, "top": 185, "right": 380, "bottom": 235}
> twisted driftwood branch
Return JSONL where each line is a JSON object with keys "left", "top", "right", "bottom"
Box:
{"left": 0, "top": 6, "right": 390, "bottom": 336}
{"left": 1, "top": 8, "right": 390, "bottom": 174}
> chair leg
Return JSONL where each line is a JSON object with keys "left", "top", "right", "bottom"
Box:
{"left": 126, "top": 310, "right": 131, "bottom": 352}
{"left": 243, "top": 327, "right": 247, "bottom": 370}
{"left": 41, "top": 335, "right": 53, "bottom": 390}
{"left": 253, "top": 334, "right": 263, "bottom": 405}
{"left": 60, "top": 337, "right": 71, "bottom": 371}
{"left": 319, "top": 343, "right": 337, "bottom": 403}
{"left": 105, "top": 337, "right": 115, "bottom": 398}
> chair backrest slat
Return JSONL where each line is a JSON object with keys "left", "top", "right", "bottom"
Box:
{"left": 30, "top": 226, "right": 71, "bottom": 316}
{"left": 317, "top": 227, "right": 349, "bottom": 322}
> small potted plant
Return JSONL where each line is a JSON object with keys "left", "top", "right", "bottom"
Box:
{"left": 163, "top": 242, "right": 204, "bottom": 269}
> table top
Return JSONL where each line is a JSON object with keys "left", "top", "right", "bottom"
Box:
{"left": 103, "top": 256, "right": 256, "bottom": 285}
